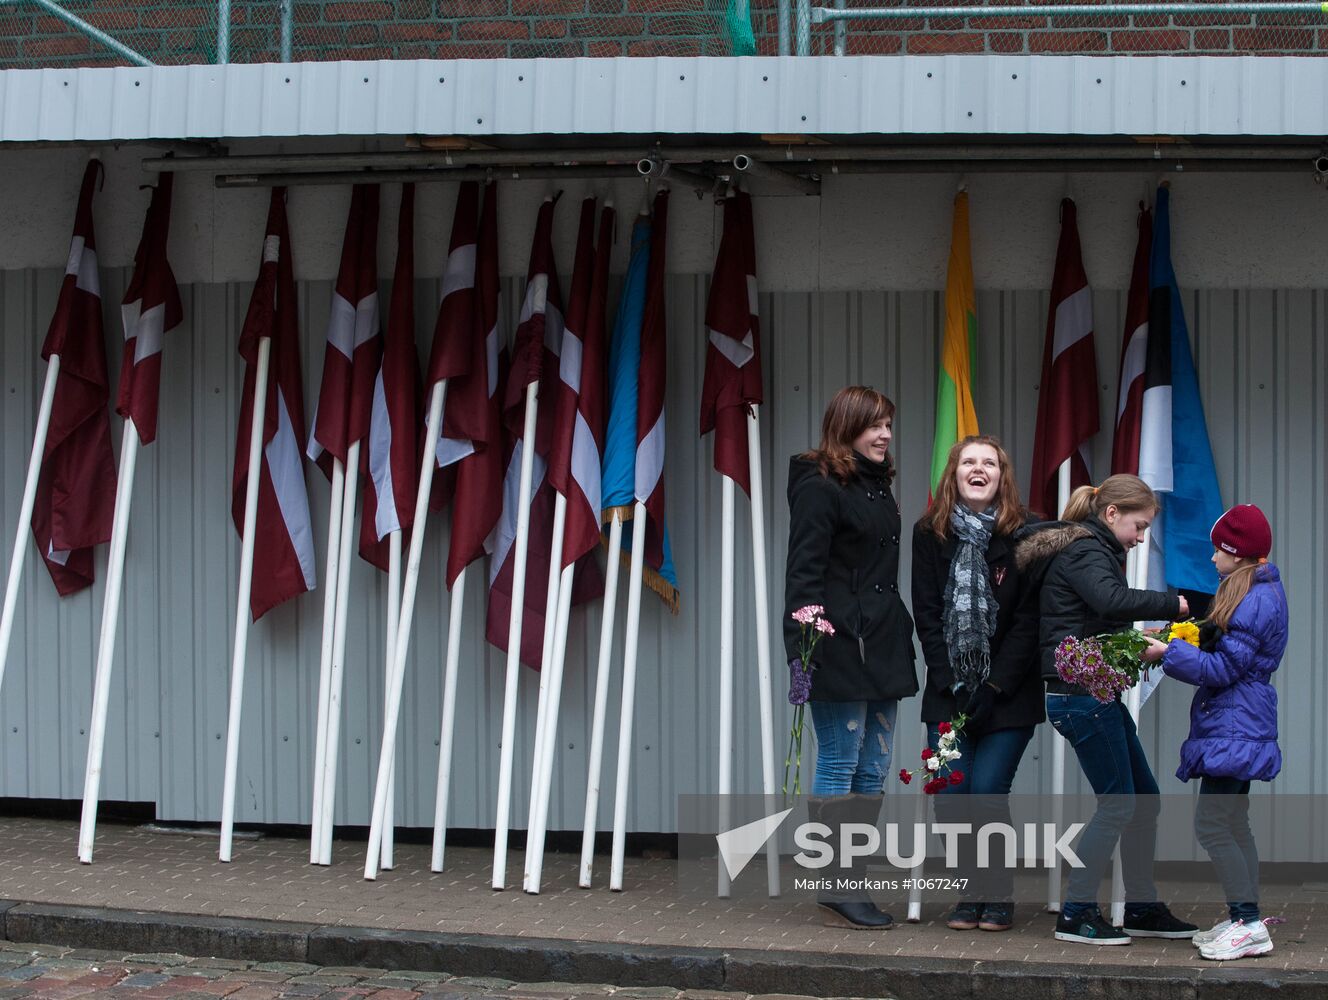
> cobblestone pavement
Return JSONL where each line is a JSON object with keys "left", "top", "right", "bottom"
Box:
{"left": 0, "top": 941, "right": 777, "bottom": 1000}
{"left": 0, "top": 817, "right": 1324, "bottom": 972}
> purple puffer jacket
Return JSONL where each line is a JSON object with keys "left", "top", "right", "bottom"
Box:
{"left": 1162, "top": 562, "right": 1287, "bottom": 782}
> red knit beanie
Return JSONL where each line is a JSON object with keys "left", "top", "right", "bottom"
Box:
{"left": 1210, "top": 504, "right": 1272, "bottom": 559}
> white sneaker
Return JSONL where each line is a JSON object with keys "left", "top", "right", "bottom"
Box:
{"left": 1199, "top": 919, "right": 1273, "bottom": 961}
{"left": 1192, "top": 918, "right": 1233, "bottom": 948}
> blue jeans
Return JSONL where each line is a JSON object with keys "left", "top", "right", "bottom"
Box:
{"left": 1046, "top": 695, "right": 1161, "bottom": 921}
{"left": 1197, "top": 776, "right": 1260, "bottom": 923}
{"left": 810, "top": 700, "right": 898, "bottom": 796}
{"left": 927, "top": 724, "right": 1036, "bottom": 900}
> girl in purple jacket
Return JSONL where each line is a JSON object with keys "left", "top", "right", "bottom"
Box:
{"left": 1142, "top": 504, "right": 1287, "bottom": 962}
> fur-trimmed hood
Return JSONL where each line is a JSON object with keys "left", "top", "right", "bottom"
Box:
{"left": 1014, "top": 521, "right": 1092, "bottom": 572}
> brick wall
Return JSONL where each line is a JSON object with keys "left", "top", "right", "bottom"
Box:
{"left": 1, "top": 0, "right": 1324, "bottom": 68}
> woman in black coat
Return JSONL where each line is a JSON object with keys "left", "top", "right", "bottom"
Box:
{"left": 911, "top": 435, "right": 1041, "bottom": 933}
{"left": 783, "top": 386, "right": 916, "bottom": 929}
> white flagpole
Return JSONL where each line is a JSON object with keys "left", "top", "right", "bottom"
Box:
{"left": 364, "top": 379, "right": 445, "bottom": 879}
{"left": 525, "top": 492, "right": 567, "bottom": 884}
{"left": 381, "top": 528, "right": 402, "bottom": 871}
{"left": 492, "top": 381, "right": 542, "bottom": 890}
{"left": 1049, "top": 458, "right": 1072, "bottom": 912}
{"left": 525, "top": 558, "right": 575, "bottom": 892}
{"left": 309, "top": 457, "right": 345, "bottom": 863}
{"left": 430, "top": 564, "right": 467, "bottom": 872}
{"left": 0, "top": 356, "right": 61, "bottom": 698}
{"left": 579, "top": 508, "right": 622, "bottom": 888}
{"left": 1110, "top": 534, "right": 1151, "bottom": 926}
{"left": 609, "top": 501, "right": 648, "bottom": 891}
{"left": 77, "top": 424, "right": 140, "bottom": 863}
{"left": 906, "top": 726, "right": 929, "bottom": 921}
{"left": 317, "top": 439, "right": 361, "bottom": 865}
{"left": 220, "top": 336, "right": 272, "bottom": 863}
{"left": 716, "top": 475, "right": 735, "bottom": 899}
{"left": 745, "top": 406, "right": 780, "bottom": 897}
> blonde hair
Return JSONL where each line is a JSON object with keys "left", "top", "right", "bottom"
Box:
{"left": 920, "top": 435, "right": 1024, "bottom": 538}
{"left": 801, "top": 386, "right": 896, "bottom": 484}
{"left": 1061, "top": 474, "right": 1159, "bottom": 523}
{"left": 1208, "top": 559, "right": 1261, "bottom": 631}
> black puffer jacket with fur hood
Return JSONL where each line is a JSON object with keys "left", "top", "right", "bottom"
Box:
{"left": 1015, "top": 517, "right": 1181, "bottom": 695}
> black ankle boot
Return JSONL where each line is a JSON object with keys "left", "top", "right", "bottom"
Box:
{"left": 818, "top": 899, "right": 895, "bottom": 929}
{"left": 809, "top": 795, "right": 895, "bottom": 930}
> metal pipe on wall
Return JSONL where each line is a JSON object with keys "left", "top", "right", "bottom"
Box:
{"left": 777, "top": 0, "right": 791, "bottom": 53}
{"left": 12, "top": 0, "right": 153, "bottom": 66}
{"left": 148, "top": 142, "right": 1325, "bottom": 177}
{"left": 812, "top": 0, "right": 1328, "bottom": 21}
{"left": 279, "top": 0, "right": 293, "bottom": 63}
{"left": 217, "top": 0, "right": 230, "bottom": 64}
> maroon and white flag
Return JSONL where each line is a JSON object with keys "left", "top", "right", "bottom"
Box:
{"left": 1028, "top": 198, "right": 1100, "bottom": 519}
{"left": 1111, "top": 205, "right": 1153, "bottom": 477}
{"left": 308, "top": 185, "right": 382, "bottom": 478}
{"left": 118, "top": 173, "right": 182, "bottom": 446}
{"left": 360, "top": 185, "right": 422, "bottom": 570}
{"left": 546, "top": 198, "right": 597, "bottom": 545}
{"left": 485, "top": 197, "right": 565, "bottom": 669}
{"left": 560, "top": 202, "right": 614, "bottom": 571}
{"left": 232, "top": 189, "right": 316, "bottom": 620}
{"left": 634, "top": 189, "right": 675, "bottom": 607}
{"left": 441, "top": 182, "right": 505, "bottom": 589}
{"left": 31, "top": 159, "right": 116, "bottom": 597}
{"left": 699, "top": 190, "right": 762, "bottom": 495}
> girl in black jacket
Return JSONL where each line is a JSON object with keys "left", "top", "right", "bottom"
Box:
{"left": 784, "top": 386, "right": 916, "bottom": 929}
{"left": 1015, "top": 473, "right": 1195, "bottom": 947}
{"left": 911, "top": 435, "right": 1041, "bottom": 933}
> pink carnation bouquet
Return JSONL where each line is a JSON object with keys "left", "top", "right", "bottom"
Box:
{"left": 784, "top": 604, "right": 834, "bottom": 797}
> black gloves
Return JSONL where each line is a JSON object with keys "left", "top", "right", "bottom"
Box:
{"left": 963, "top": 682, "right": 1000, "bottom": 737}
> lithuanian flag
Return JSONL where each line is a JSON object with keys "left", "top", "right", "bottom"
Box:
{"left": 929, "top": 190, "right": 980, "bottom": 494}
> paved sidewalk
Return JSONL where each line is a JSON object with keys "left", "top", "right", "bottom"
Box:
{"left": 1, "top": 817, "right": 1326, "bottom": 999}
{"left": 0, "top": 940, "right": 760, "bottom": 1000}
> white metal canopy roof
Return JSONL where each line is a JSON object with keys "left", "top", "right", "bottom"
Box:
{"left": 0, "top": 54, "right": 1325, "bottom": 143}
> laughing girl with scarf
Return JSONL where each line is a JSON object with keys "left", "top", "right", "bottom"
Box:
{"left": 911, "top": 435, "right": 1043, "bottom": 933}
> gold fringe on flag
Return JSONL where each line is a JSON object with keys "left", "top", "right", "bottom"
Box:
{"left": 598, "top": 505, "right": 681, "bottom": 614}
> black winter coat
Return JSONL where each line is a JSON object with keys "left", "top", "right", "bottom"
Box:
{"left": 783, "top": 454, "right": 918, "bottom": 702}
{"left": 911, "top": 517, "right": 1044, "bottom": 729}
{"left": 1015, "top": 517, "right": 1182, "bottom": 695}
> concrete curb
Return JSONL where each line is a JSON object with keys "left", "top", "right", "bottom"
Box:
{"left": 2, "top": 900, "right": 1326, "bottom": 1000}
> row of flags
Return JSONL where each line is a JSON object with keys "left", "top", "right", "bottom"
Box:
{"left": 933, "top": 186, "right": 1225, "bottom": 598}
{"left": 26, "top": 172, "right": 1223, "bottom": 641}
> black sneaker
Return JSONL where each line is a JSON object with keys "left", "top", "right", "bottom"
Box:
{"left": 979, "top": 902, "right": 1013, "bottom": 931}
{"left": 1055, "top": 909, "right": 1131, "bottom": 945}
{"left": 1123, "top": 903, "right": 1199, "bottom": 940}
{"left": 946, "top": 901, "right": 982, "bottom": 930}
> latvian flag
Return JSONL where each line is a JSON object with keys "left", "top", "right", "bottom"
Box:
{"left": 308, "top": 185, "right": 382, "bottom": 479}
{"left": 1028, "top": 198, "right": 1099, "bottom": 519}
{"left": 439, "top": 182, "right": 505, "bottom": 589}
{"left": 700, "top": 190, "right": 762, "bottom": 494}
{"left": 432, "top": 181, "right": 480, "bottom": 514}
{"left": 557, "top": 200, "right": 615, "bottom": 572}
{"left": 232, "top": 189, "right": 316, "bottom": 620}
{"left": 32, "top": 159, "right": 117, "bottom": 596}
{"left": 360, "top": 184, "right": 422, "bottom": 570}
{"left": 544, "top": 198, "right": 607, "bottom": 599}
{"left": 1111, "top": 205, "right": 1153, "bottom": 478}
{"left": 485, "top": 197, "right": 567, "bottom": 668}
{"left": 118, "top": 172, "right": 182, "bottom": 445}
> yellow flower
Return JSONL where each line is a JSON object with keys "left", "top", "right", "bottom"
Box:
{"left": 1166, "top": 620, "right": 1201, "bottom": 646}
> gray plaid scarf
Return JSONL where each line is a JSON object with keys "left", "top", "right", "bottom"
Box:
{"left": 943, "top": 504, "right": 998, "bottom": 690}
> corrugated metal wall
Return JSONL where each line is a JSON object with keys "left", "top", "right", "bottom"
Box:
{"left": 2, "top": 271, "right": 1324, "bottom": 843}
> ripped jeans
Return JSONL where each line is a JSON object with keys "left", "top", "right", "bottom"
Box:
{"left": 809, "top": 699, "right": 899, "bottom": 796}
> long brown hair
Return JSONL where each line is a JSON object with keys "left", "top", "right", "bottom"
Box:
{"left": 920, "top": 435, "right": 1024, "bottom": 538}
{"left": 1208, "top": 559, "right": 1261, "bottom": 630}
{"left": 1061, "top": 473, "right": 1159, "bottom": 523}
{"left": 801, "top": 385, "right": 896, "bottom": 484}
